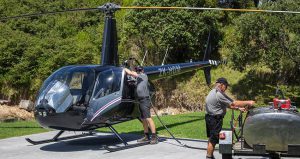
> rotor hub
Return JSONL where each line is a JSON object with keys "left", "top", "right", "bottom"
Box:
{"left": 98, "top": 3, "right": 120, "bottom": 16}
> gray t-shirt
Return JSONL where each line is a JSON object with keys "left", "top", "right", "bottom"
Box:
{"left": 136, "top": 73, "right": 150, "bottom": 98}
{"left": 205, "top": 88, "right": 233, "bottom": 116}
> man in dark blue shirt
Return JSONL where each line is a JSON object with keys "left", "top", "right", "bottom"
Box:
{"left": 124, "top": 66, "right": 158, "bottom": 144}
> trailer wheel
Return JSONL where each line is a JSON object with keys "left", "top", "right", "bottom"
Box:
{"left": 222, "top": 154, "right": 232, "bottom": 159}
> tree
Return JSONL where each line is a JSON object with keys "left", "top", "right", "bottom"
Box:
{"left": 0, "top": 0, "right": 121, "bottom": 103}
{"left": 221, "top": 0, "right": 300, "bottom": 84}
{"left": 121, "top": 0, "right": 224, "bottom": 65}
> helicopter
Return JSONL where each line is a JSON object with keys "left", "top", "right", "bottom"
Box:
{"left": 1, "top": 2, "right": 300, "bottom": 154}
{"left": 0, "top": 3, "right": 220, "bottom": 147}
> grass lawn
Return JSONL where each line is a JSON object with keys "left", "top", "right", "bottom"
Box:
{"left": 0, "top": 120, "right": 48, "bottom": 139}
{"left": 100, "top": 110, "right": 240, "bottom": 139}
{"left": 0, "top": 110, "right": 241, "bottom": 140}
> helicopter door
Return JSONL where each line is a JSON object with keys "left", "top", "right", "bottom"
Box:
{"left": 87, "top": 68, "right": 123, "bottom": 122}
{"left": 92, "top": 69, "right": 122, "bottom": 99}
{"left": 122, "top": 74, "right": 136, "bottom": 100}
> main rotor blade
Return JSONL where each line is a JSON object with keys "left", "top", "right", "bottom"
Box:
{"left": 1, "top": 4, "right": 299, "bottom": 21}
{"left": 120, "top": 6, "right": 300, "bottom": 14}
{"left": 0, "top": 7, "right": 99, "bottom": 20}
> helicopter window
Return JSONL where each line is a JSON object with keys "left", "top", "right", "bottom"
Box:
{"left": 69, "top": 72, "right": 85, "bottom": 89}
{"left": 68, "top": 72, "right": 88, "bottom": 104}
{"left": 93, "top": 69, "right": 122, "bottom": 99}
{"left": 122, "top": 75, "right": 135, "bottom": 99}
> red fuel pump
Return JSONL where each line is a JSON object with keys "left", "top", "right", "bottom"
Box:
{"left": 273, "top": 98, "right": 291, "bottom": 109}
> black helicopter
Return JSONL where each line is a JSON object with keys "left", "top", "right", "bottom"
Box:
{"left": 2, "top": 2, "right": 300, "bottom": 152}
{"left": 4, "top": 3, "right": 218, "bottom": 147}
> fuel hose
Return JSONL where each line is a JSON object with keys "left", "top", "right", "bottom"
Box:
{"left": 149, "top": 100, "right": 207, "bottom": 150}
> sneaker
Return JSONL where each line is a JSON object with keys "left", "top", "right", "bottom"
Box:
{"left": 137, "top": 133, "right": 150, "bottom": 143}
{"left": 150, "top": 134, "right": 158, "bottom": 144}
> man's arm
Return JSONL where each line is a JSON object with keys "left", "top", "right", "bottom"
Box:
{"left": 230, "top": 100, "right": 255, "bottom": 108}
{"left": 124, "top": 68, "right": 138, "bottom": 78}
{"left": 217, "top": 91, "right": 255, "bottom": 110}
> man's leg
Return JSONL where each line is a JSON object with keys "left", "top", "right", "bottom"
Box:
{"left": 207, "top": 140, "right": 216, "bottom": 158}
{"left": 146, "top": 118, "right": 158, "bottom": 144}
{"left": 137, "top": 119, "right": 150, "bottom": 142}
{"left": 139, "top": 98, "right": 157, "bottom": 144}
{"left": 205, "top": 114, "right": 221, "bottom": 159}
{"left": 146, "top": 118, "right": 156, "bottom": 133}
{"left": 142, "top": 119, "right": 149, "bottom": 133}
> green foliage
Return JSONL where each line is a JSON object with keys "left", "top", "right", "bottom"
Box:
{"left": 156, "top": 65, "right": 300, "bottom": 109}
{"left": 0, "top": 0, "right": 299, "bottom": 108}
{"left": 155, "top": 71, "right": 211, "bottom": 111}
{"left": 0, "top": 0, "right": 120, "bottom": 102}
{"left": 222, "top": 0, "right": 300, "bottom": 84}
{"left": 122, "top": 0, "right": 224, "bottom": 65}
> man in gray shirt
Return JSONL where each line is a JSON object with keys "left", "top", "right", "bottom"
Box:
{"left": 124, "top": 66, "right": 158, "bottom": 144}
{"left": 205, "top": 77, "right": 255, "bottom": 159}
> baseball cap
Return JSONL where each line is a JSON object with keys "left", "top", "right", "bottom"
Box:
{"left": 216, "top": 77, "right": 229, "bottom": 86}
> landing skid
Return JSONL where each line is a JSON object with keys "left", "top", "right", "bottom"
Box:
{"left": 104, "top": 125, "right": 150, "bottom": 152}
{"left": 25, "top": 130, "right": 94, "bottom": 145}
{"left": 104, "top": 141, "right": 150, "bottom": 152}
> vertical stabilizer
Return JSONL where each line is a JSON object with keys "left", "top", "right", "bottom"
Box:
{"left": 204, "top": 67, "right": 211, "bottom": 86}
{"left": 203, "top": 30, "right": 212, "bottom": 86}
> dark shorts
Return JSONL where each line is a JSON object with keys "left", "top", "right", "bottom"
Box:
{"left": 205, "top": 114, "right": 223, "bottom": 144}
{"left": 138, "top": 98, "right": 151, "bottom": 119}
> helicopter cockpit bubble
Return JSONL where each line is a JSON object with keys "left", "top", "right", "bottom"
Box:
{"left": 36, "top": 80, "right": 73, "bottom": 113}
{"left": 35, "top": 66, "right": 95, "bottom": 113}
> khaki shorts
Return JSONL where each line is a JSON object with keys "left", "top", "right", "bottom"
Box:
{"left": 138, "top": 98, "right": 151, "bottom": 119}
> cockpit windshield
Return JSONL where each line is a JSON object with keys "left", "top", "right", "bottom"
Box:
{"left": 35, "top": 67, "right": 95, "bottom": 113}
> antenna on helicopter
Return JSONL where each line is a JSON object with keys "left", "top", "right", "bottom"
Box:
{"left": 140, "top": 50, "right": 148, "bottom": 66}
{"left": 161, "top": 46, "right": 169, "bottom": 66}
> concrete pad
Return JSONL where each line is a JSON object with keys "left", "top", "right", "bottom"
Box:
{"left": 0, "top": 131, "right": 294, "bottom": 159}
